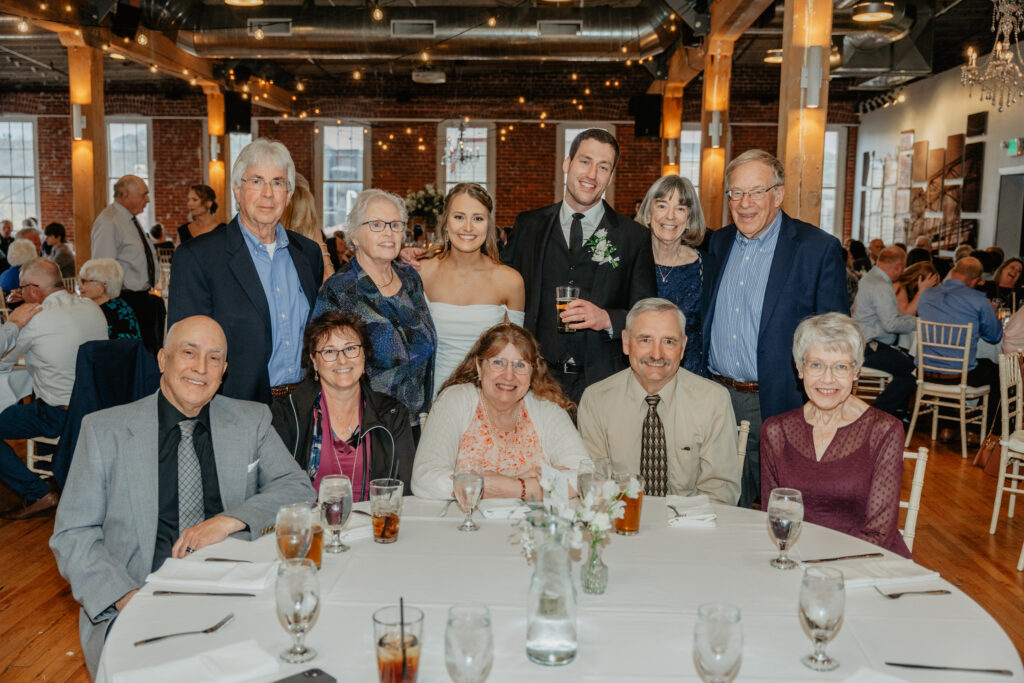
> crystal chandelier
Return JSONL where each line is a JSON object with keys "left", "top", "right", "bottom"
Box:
{"left": 442, "top": 120, "right": 483, "bottom": 167}
{"left": 961, "top": 0, "right": 1024, "bottom": 111}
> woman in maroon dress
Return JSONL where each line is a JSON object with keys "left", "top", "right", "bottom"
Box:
{"left": 760, "top": 313, "right": 911, "bottom": 558}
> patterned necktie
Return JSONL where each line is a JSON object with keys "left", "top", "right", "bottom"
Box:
{"left": 177, "top": 419, "right": 204, "bottom": 533}
{"left": 131, "top": 216, "right": 156, "bottom": 288}
{"left": 569, "top": 212, "right": 585, "bottom": 257}
{"left": 641, "top": 394, "right": 668, "bottom": 497}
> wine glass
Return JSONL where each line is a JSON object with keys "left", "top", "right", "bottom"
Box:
{"left": 693, "top": 603, "right": 742, "bottom": 683}
{"left": 445, "top": 603, "right": 494, "bottom": 683}
{"left": 766, "top": 488, "right": 803, "bottom": 569}
{"left": 799, "top": 566, "right": 845, "bottom": 671}
{"left": 577, "top": 460, "right": 596, "bottom": 498}
{"left": 276, "top": 502, "right": 315, "bottom": 561}
{"left": 275, "top": 558, "right": 321, "bottom": 663}
{"left": 453, "top": 471, "right": 485, "bottom": 532}
{"left": 319, "top": 475, "right": 354, "bottom": 553}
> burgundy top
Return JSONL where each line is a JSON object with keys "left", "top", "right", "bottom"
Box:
{"left": 760, "top": 406, "right": 911, "bottom": 558}
{"left": 316, "top": 392, "right": 367, "bottom": 501}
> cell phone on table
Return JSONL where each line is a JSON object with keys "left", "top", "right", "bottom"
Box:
{"left": 273, "top": 668, "right": 337, "bottom": 683}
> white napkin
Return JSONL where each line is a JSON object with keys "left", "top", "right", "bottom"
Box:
{"left": 810, "top": 558, "right": 940, "bottom": 589}
{"left": 111, "top": 639, "right": 279, "bottom": 683}
{"left": 145, "top": 558, "right": 277, "bottom": 590}
{"left": 842, "top": 666, "right": 910, "bottom": 683}
{"left": 479, "top": 498, "right": 529, "bottom": 520}
{"left": 340, "top": 516, "right": 374, "bottom": 542}
{"left": 665, "top": 494, "right": 717, "bottom": 528}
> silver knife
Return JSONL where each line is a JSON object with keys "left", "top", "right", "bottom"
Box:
{"left": 803, "top": 552, "right": 884, "bottom": 564}
{"left": 203, "top": 557, "right": 253, "bottom": 563}
{"left": 886, "top": 662, "right": 1013, "bottom": 676}
{"left": 153, "top": 590, "right": 256, "bottom": 597}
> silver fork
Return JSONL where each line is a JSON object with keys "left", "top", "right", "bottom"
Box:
{"left": 440, "top": 498, "right": 457, "bottom": 517}
{"left": 667, "top": 504, "right": 682, "bottom": 519}
{"left": 874, "top": 586, "right": 951, "bottom": 599}
{"left": 133, "top": 613, "right": 235, "bottom": 646}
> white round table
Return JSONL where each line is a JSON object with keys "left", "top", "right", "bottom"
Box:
{"left": 97, "top": 497, "right": 1024, "bottom": 682}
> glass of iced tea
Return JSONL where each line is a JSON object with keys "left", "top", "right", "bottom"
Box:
{"left": 614, "top": 473, "right": 645, "bottom": 536}
{"left": 555, "top": 285, "right": 580, "bottom": 334}
{"left": 276, "top": 502, "right": 314, "bottom": 561}
{"left": 305, "top": 503, "right": 324, "bottom": 570}
{"left": 370, "top": 478, "right": 404, "bottom": 544}
{"left": 373, "top": 604, "right": 423, "bottom": 683}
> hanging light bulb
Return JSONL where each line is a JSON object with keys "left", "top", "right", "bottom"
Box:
{"left": 253, "top": 26, "right": 265, "bottom": 40}
{"left": 136, "top": 32, "right": 148, "bottom": 46}
{"left": 149, "top": 64, "right": 158, "bottom": 73}
{"left": 372, "top": 5, "right": 384, "bottom": 21}
{"left": 17, "top": 17, "right": 29, "bottom": 32}
{"left": 487, "top": 16, "right": 497, "bottom": 27}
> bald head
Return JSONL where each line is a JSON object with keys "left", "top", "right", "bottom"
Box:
{"left": 164, "top": 315, "right": 227, "bottom": 355}
{"left": 113, "top": 175, "right": 150, "bottom": 216}
{"left": 159, "top": 316, "right": 228, "bottom": 417}
{"left": 869, "top": 239, "right": 885, "bottom": 261}
{"left": 952, "top": 256, "right": 984, "bottom": 285}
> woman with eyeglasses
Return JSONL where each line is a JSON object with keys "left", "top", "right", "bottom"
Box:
{"left": 78, "top": 258, "right": 142, "bottom": 340}
{"left": 313, "top": 189, "right": 437, "bottom": 437}
{"left": 411, "top": 322, "right": 589, "bottom": 501}
{"left": 760, "top": 313, "right": 911, "bottom": 557}
{"left": 271, "top": 311, "right": 415, "bottom": 497}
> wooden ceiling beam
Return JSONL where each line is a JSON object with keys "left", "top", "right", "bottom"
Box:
{"left": 709, "top": 0, "right": 776, "bottom": 43}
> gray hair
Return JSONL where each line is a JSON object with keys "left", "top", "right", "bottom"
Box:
{"left": 5, "top": 238, "right": 37, "bottom": 267}
{"left": 79, "top": 257, "right": 125, "bottom": 298}
{"left": 113, "top": 175, "right": 145, "bottom": 199}
{"left": 625, "top": 297, "right": 687, "bottom": 336}
{"left": 345, "top": 188, "right": 408, "bottom": 251}
{"left": 636, "top": 174, "right": 706, "bottom": 248}
{"left": 231, "top": 138, "right": 295, "bottom": 193}
{"left": 19, "top": 257, "right": 61, "bottom": 290}
{"left": 792, "top": 313, "right": 864, "bottom": 369}
{"left": 725, "top": 149, "right": 786, "bottom": 189}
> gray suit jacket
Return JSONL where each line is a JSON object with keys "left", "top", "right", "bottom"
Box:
{"left": 50, "top": 392, "right": 315, "bottom": 676}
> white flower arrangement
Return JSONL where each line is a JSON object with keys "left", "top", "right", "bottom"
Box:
{"left": 584, "top": 229, "right": 619, "bottom": 268}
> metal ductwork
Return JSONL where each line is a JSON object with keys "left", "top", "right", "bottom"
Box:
{"left": 834, "top": 0, "right": 933, "bottom": 89}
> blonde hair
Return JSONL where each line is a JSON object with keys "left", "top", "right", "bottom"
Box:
{"left": 428, "top": 183, "right": 500, "bottom": 264}
{"left": 281, "top": 184, "right": 321, "bottom": 241}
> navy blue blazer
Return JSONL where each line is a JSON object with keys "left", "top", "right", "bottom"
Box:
{"left": 702, "top": 211, "right": 849, "bottom": 420}
{"left": 167, "top": 218, "right": 323, "bottom": 404}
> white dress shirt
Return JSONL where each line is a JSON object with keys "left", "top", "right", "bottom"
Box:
{"left": 91, "top": 202, "right": 157, "bottom": 292}
{"left": 558, "top": 199, "right": 605, "bottom": 247}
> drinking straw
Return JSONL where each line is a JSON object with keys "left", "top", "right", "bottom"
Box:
{"left": 400, "top": 596, "right": 407, "bottom": 680}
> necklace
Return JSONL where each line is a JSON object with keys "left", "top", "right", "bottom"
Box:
{"left": 656, "top": 263, "right": 677, "bottom": 283}
{"left": 369, "top": 265, "right": 396, "bottom": 290}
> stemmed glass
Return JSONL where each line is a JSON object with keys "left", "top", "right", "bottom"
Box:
{"left": 577, "top": 460, "right": 597, "bottom": 498}
{"left": 445, "top": 603, "right": 494, "bottom": 682}
{"left": 799, "top": 566, "right": 845, "bottom": 671}
{"left": 693, "top": 603, "right": 742, "bottom": 683}
{"left": 275, "top": 558, "right": 321, "bottom": 663}
{"left": 766, "top": 488, "right": 803, "bottom": 569}
{"left": 319, "top": 474, "right": 354, "bottom": 553}
{"left": 453, "top": 471, "right": 485, "bottom": 532}
{"left": 276, "top": 502, "right": 315, "bottom": 561}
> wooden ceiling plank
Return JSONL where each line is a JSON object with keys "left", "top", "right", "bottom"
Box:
{"left": 710, "top": 0, "right": 776, "bottom": 42}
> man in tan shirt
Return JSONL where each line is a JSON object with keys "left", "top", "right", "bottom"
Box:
{"left": 578, "top": 298, "right": 740, "bottom": 504}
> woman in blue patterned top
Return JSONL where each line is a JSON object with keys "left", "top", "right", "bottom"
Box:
{"left": 636, "top": 175, "right": 711, "bottom": 377}
{"left": 313, "top": 189, "right": 437, "bottom": 433}
{"left": 78, "top": 258, "right": 142, "bottom": 340}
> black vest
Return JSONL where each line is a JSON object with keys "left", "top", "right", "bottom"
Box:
{"left": 535, "top": 217, "right": 600, "bottom": 365}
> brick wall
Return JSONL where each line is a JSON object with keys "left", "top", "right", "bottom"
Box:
{"left": 152, "top": 118, "right": 205, "bottom": 235}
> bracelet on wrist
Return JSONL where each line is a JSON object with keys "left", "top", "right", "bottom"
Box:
{"left": 518, "top": 477, "right": 526, "bottom": 501}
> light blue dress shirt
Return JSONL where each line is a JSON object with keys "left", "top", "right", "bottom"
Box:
{"left": 239, "top": 223, "right": 309, "bottom": 386}
{"left": 708, "top": 211, "right": 783, "bottom": 382}
{"left": 853, "top": 266, "right": 917, "bottom": 345}
{"left": 917, "top": 278, "right": 1002, "bottom": 371}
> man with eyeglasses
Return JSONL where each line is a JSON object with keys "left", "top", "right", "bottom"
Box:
{"left": 168, "top": 138, "right": 324, "bottom": 405}
{"left": 703, "top": 149, "right": 847, "bottom": 507}
{"left": 579, "top": 298, "right": 740, "bottom": 503}
{"left": 0, "top": 258, "right": 107, "bottom": 520}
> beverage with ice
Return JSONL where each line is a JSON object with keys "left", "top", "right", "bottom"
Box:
{"left": 766, "top": 488, "right": 803, "bottom": 569}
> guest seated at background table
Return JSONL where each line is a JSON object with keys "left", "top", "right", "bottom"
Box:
{"left": 149, "top": 223, "right": 175, "bottom": 257}
{"left": 272, "top": 311, "right": 415, "bottom": 499}
{"left": 760, "top": 312, "right": 911, "bottom": 558}
{"left": 78, "top": 258, "right": 142, "bottom": 340}
{"left": 43, "top": 222, "right": 76, "bottom": 279}
{"left": 893, "top": 261, "right": 939, "bottom": 315}
{"left": 411, "top": 322, "right": 589, "bottom": 501}
{"left": 314, "top": 189, "right": 436, "bottom": 432}
{"left": 980, "top": 256, "right": 1023, "bottom": 309}
{"left": 0, "top": 238, "right": 36, "bottom": 299}
{"left": 578, "top": 298, "right": 739, "bottom": 503}
{"left": 50, "top": 315, "right": 315, "bottom": 678}
{"left": 905, "top": 247, "right": 932, "bottom": 267}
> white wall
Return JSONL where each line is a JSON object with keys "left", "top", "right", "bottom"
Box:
{"left": 853, "top": 52, "right": 1023, "bottom": 251}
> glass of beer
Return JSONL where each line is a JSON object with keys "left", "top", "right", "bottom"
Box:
{"left": 555, "top": 285, "right": 580, "bottom": 334}
{"left": 614, "top": 473, "right": 644, "bottom": 536}
{"left": 304, "top": 503, "right": 324, "bottom": 570}
{"left": 370, "top": 478, "right": 404, "bottom": 544}
{"left": 374, "top": 604, "right": 424, "bottom": 683}
{"left": 276, "top": 502, "right": 314, "bottom": 561}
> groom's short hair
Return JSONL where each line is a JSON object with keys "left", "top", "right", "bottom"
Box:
{"left": 567, "top": 128, "right": 620, "bottom": 170}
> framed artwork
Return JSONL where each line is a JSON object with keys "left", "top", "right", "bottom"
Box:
{"left": 942, "top": 184, "right": 961, "bottom": 226}
{"left": 897, "top": 151, "right": 912, "bottom": 187}
{"left": 899, "top": 130, "right": 915, "bottom": 152}
{"left": 945, "top": 134, "right": 965, "bottom": 179}
{"left": 926, "top": 148, "right": 945, "bottom": 212}
{"left": 959, "top": 218, "right": 979, "bottom": 247}
{"left": 883, "top": 155, "right": 898, "bottom": 186}
{"left": 911, "top": 140, "right": 929, "bottom": 183}
{"left": 962, "top": 142, "right": 985, "bottom": 212}
{"left": 895, "top": 188, "right": 911, "bottom": 214}
{"left": 862, "top": 152, "right": 871, "bottom": 186}
{"left": 910, "top": 187, "right": 926, "bottom": 217}
{"left": 871, "top": 157, "right": 884, "bottom": 189}
{"left": 967, "top": 111, "right": 988, "bottom": 137}
{"left": 895, "top": 216, "right": 910, "bottom": 243}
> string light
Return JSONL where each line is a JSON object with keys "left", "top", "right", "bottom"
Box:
{"left": 363, "top": 128, "right": 369, "bottom": 134}
{"left": 136, "top": 32, "right": 148, "bottom": 46}
{"left": 353, "top": 70, "right": 362, "bottom": 80}
{"left": 39, "top": 2, "right": 47, "bottom": 9}
{"left": 508, "top": 125, "right": 514, "bottom": 131}
{"left": 110, "top": 52, "right": 126, "bottom": 60}
{"left": 614, "top": 80, "right": 620, "bottom": 87}
{"left": 418, "top": 144, "right": 426, "bottom": 151}
{"left": 500, "top": 135, "right": 506, "bottom": 141}
{"left": 283, "top": 113, "right": 289, "bottom": 119}
{"left": 291, "top": 95, "right": 297, "bottom": 101}
{"left": 421, "top": 51, "right": 429, "bottom": 62}
{"left": 242, "top": 84, "right": 250, "bottom": 92}
{"left": 254, "top": 26, "right": 265, "bottom": 40}
{"left": 540, "top": 122, "right": 546, "bottom": 128}
{"left": 605, "top": 80, "right": 611, "bottom": 86}
{"left": 571, "top": 72, "right": 578, "bottom": 80}
{"left": 64, "top": 3, "right": 71, "bottom": 11}
{"left": 621, "top": 45, "right": 628, "bottom": 53}
{"left": 296, "top": 81, "right": 305, "bottom": 92}
{"left": 670, "top": 24, "right": 676, "bottom": 32}
{"left": 584, "top": 88, "right": 591, "bottom": 95}
{"left": 149, "top": 64, "right": 158, "bottom": 73}
{"left": 314, "top": 127, "right": 319, "bottom": 134}
{"left": 382, "top": 144, "right": 388, "bottom": 150}
{"left": 578, "top": 104, "right": 583, "bottom": 110}
{"left": 518, "top": 95, "right": 525, "bottom": 103}
{"left": 405, "top": 127, "right": 412, "bottom": 134}
{"left": 314, "top": 108, "right": 320, "bottom": 114}
{"left": 540, "top": 111, "right": 547, "bottom": 119}
{"left": 626, "top": 59, "right": 632, "bottom": 66}
{"left": 372, "top": 5, "right": 384, "bottom": 21}
{"left": 337, "top": 119, "right": 342, "bottom": 124}
{"left": 487, "top": 16, "right": 497, "bottom": 27}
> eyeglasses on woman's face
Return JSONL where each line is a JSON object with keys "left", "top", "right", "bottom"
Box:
{"left": 481, "top": 357, "right": 532, "bottom": 375}
{"left": 361, "top": 219, "right": 408, "bottom": 233}
{"left": 802, "top": 359, "right": 856, "bottom": 380}
{"left": 315, "top": 344, "right": 362, "bottom": 362}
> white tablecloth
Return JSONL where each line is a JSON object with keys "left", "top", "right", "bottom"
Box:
{"left": 0, "top": 367, "right": 32, "bottom": 412}
{"left": 97, "top": 498, "right": 1024, "bottom": 682}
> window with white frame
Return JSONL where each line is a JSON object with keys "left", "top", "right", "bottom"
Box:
{"left": 228, "top": 131, "right": 253, "bottom": 218}
{"left": 678, "top": 127, "right": 701, "bottom": 194}
{"left": 438, "top": 120, "right": 493, "bottom": 194}
{"left": 322, "top": 125, "right": 367, "bottom": 235}
{"left": 556, "top": 123, "right": 616, "bottom": 205}
{"left": 107, "top": 121, "right": 153, "bottom": 230}
{"left": 0, "top": 119, "right": 38, "bottom": 229}
{"left": 820, "top": 127, "right": 846, "bottom": 236}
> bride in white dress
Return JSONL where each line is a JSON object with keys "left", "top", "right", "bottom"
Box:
{"left": 419, "top": 183, "right": 525, "bottom": 396}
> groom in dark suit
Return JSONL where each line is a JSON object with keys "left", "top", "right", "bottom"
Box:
{"left": 503, "top": 128, "right": 656, "bottom": 402}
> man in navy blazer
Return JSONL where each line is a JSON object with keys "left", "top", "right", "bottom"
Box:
{"left": 168, "top": 139, "right": 323, "bottom": 405}
{"left": 703, "top": 150, "right": 848, "bottom": 507}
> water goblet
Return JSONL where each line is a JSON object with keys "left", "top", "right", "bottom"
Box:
{"left": 320, "top": 474, "right": 354, "bottom": 553}
{"left": 799, "top": 566, "right": 845, "bottom": 671}
{"left": 766, "top": 488, "right": 803, "bottom": 569}
{"left": 453, "top": 471, "right": 485, "bottom": 532}
{"left": 275, "top": 558, "right": 321, "bottom": 664}
{"left": 276, "top": 502, "right": 315, "bottom": 561}
{"left": 445, "top": 603, "right": 494, "bottom": 683}
{"left": 576, "top": 460, "right": 596, "bottom": 498}
{"left": 693, "top": 603, "right": 742, "bottom": 683}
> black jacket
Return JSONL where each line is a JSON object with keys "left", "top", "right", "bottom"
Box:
{"left": 270, "top": 377, "right": 415, "bottom": 498}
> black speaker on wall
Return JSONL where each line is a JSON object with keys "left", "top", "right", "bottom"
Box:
{"left": 225, "top": 91, "right": 252, "bottom": 134}
{"left": 630, "top": 94, "right": 662, "bottom": 139}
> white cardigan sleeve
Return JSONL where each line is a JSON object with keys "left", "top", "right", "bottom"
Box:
{"left": 411, "top": 384, "right": 476, "bottom": 499}
{"left": 527, "top": 393, "right": 592, "bottom": 482}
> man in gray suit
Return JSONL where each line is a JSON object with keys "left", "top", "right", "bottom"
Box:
{"left": 50, "top": 315, "right": 315, "bottom": 677}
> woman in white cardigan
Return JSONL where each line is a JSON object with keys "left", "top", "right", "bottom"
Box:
{"left": 411, "top": 322, "right": 590, "bottom": 500}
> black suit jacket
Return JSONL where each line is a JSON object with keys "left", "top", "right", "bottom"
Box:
{"left": 167, "top": 218, "right": 323, "bottom": 404}
{"left": 503, "top": 200, "right": 656, "bottom": 386}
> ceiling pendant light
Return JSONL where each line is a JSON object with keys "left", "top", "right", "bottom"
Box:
{"left": 226, "top": 0, "right": 263, "bottom": 6}
{"left": 763, "top": 48, "right": 783, "bottom": 64}
{"left": 852, "top": 1, "right": 895, "bottom": 22}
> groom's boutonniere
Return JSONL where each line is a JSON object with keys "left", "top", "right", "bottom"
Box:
{"left": 584, "top": 229, "right": 619, "bottom": 268}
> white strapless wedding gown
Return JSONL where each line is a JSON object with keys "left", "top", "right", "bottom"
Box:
{"left": 427, "top": 299, "right": 525, "bottom": 397}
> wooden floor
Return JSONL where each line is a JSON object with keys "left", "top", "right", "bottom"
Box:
{"left": 0, "top": 430, "right": 1022, "bottom": 681}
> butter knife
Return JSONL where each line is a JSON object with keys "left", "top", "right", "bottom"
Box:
{"left": 803, "top": 552, "right": 883, "bottom": 564}
{"left": 153, "top": 590, "right": 256, "bottom": 597}
{"left": 886, "top": 662, "right": 1013, "bottom": 676}
{"left": 204, "top": 557, "right": 253, "bottom": 563}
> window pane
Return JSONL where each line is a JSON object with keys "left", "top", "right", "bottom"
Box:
{"left": 0, "top": 120, "right": 38, "bottom": 226}
{"left": 443, "top": 126, "right": 487, "bottom": 193}
{"left": 679, "top": 129, "right": 701, "bottom": 193}
{"left": 822, "top": 130, "right": 838, "bottom": 189}
{"left": 107, "top": 122, "right": 152, "bottom": 230}
{"left": 820, "top": 188, "right": 836, "bottom": 234}
{"left": 322, "top": 125, "right": 365, "bottom": 234}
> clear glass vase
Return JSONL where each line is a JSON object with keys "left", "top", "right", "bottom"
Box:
{"left": 525, "top": 513, "right": 578, "bottom": 666}
{"left": 580, "top": 542, "right": 608, "bottom": 595}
